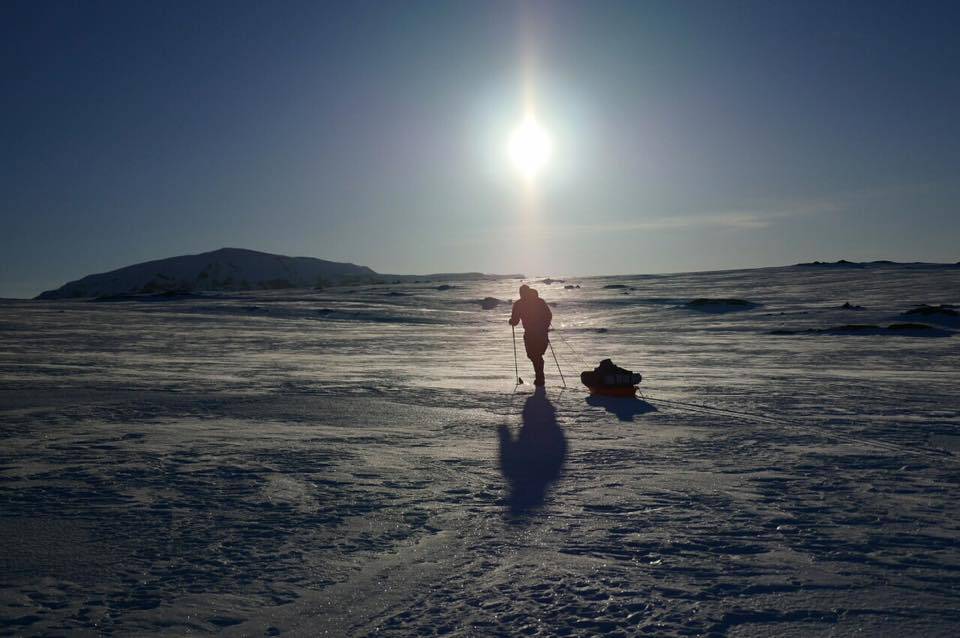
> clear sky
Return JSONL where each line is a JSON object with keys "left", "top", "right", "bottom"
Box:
{"left": 2, "top": 0, "right": 959, "bottom": 297}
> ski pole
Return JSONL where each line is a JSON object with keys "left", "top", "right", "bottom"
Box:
{"left": 512, "top": 325, "right": 520, "bottom": 385}
{"left": 549, "top": 341, "right": 566, "bottom": 387}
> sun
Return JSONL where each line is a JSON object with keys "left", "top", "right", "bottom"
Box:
{"left": 508, "top": 116, "right": 552, "bottom": 179}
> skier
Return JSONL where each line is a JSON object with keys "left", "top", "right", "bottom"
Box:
{"left": 508, "top": 284, "right": 553, "bottom": 385}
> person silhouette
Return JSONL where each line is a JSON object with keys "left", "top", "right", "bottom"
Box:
{"left": 508, "top": 285, "right": 552, "bottom": 385}
{"left": 498, "top": 387, "right": 567, "bottom": 517}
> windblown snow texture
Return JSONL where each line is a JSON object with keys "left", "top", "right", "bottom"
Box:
{"left": 2, "top": 262, "right": 959, "bottom": 636}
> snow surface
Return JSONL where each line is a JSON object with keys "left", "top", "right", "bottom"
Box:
{"left": 1, "top": 263, "right": 959, "bottom": 636}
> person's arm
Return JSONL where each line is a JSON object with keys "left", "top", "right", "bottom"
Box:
{"left": 545, "top": 300, "right": 553, "bottom": 327}
{"left": 508, "top": 301, "right": 520, "bottom": 326}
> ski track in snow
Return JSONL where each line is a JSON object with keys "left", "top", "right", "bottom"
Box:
{"left": 1, "top": 264, "right": 959, "bottom": 636}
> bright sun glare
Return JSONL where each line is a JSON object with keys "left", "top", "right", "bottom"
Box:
{"left": 508, "top": 116, "right": 552, "bottom": 179}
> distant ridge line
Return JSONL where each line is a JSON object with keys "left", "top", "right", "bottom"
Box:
{"left": 795, "top": 259, "right": 959, "bottom": 267}
{"left": 35, "top": 247, "right": 521, "bottom": 300}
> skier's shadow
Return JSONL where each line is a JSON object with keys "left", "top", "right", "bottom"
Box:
{"left": 498, "top": 387, "right": 567, "bottom": 519}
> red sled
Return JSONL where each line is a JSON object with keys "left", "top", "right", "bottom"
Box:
{"left": 585, "top": 384, "right": 638, "bottom": 397}
{"left": 580, "top": 359, "right": 642, "bottom": 396}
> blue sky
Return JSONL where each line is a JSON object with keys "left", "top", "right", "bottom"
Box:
{"left": 2, "top": 0, "right": 958, "bottom": 297}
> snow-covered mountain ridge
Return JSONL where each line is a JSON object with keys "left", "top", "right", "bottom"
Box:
{"left": 35, "top": 248, "right": 375, "bottom": 299}
{"left": 35, "top": 248, "right": 519, "bottom": 299}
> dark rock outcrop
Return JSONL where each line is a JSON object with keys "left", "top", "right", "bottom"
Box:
{"left": 796, "top": 260, "right": 865, "bottom": 268}
{"left": 686, "top": 298, "right": 759, "bottom": 312}
{"left": 904, "top": 304, "right": 958, "bottom": 317}
{"left": 771, "top": 323, "right": 952, "bottom": 337}
{"left": 480, "top": 297, "right": 502, "bottom": 310}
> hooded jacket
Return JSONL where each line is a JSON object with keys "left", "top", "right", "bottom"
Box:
{"left": 509, "top": 289, "right": 552, "bottom": 336}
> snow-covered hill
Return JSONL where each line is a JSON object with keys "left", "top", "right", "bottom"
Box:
{"left": 35, "top": 248, "right": 378, "bottom": 299}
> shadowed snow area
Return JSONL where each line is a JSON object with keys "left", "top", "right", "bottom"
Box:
{"left": 1, "top": 263, "right": 959, "bottom": 636}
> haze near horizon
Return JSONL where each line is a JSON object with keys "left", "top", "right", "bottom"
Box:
{"left": 2, "top": 0, "right": 959, "bottom": 298}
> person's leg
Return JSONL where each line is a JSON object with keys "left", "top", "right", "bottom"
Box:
{"left": 524, "top": 333, "right": 548, "bottom": 385}
{"left": 532, "top": 355, "right": 545, "bottom": 385}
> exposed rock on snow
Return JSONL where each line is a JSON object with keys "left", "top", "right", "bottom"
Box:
{"left": 796, "top": 259, "right": 956, "bottom": 268}
{"left": 480, "top": 297, "right": 503, "bottom": 310}
{"left": 888, "top": 322, "right": 939, "bottom": 330}
{"left": 91, "top": 290, "right": 210, "bottom": 302}
{"left": 899, "top": 304, "right": 960, "bottom": 328}
{"left": 904, "top": 304, "right": 958, "bottom": 317}
{"left": 771, "top": 323, "right": 953, "bottom": 337}
{"left": 686, "top": 298, "right": 759, "bottom": 312}
{"left": 796, "top": 259, "right": 865, "bottom": 268}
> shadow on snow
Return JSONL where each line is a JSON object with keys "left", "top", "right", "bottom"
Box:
{"left": 585, "top": 395, "right": 658, "bottom": 422}
{"left": 498, "top": 387, "right": 567, "bottom": 520}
